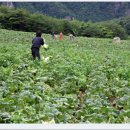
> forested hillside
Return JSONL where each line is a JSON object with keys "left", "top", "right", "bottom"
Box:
{"left": 13, "top": 2, "right": 130, "bottom": 22}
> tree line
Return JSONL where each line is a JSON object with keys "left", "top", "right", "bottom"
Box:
{"left": 0, "top": 6, "right": 129, "bottom": 39}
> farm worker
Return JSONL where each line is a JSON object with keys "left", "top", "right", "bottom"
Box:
{"left": 31, "top": 31, "right": 44, "bottom": 60}
{"left": 51, "top": 32, "right": 55, "bottom": 39}
{"left": 113, "top": 36, "right": 121, "bottom": 44}
{"left": 59, "top": 32, "right": 63, "bottom": 40}
{"left": 69, "top": 33, "right": 74, "bottom": 41}
{"left": 54, "top": 34, "right": 57, "bottom": 40}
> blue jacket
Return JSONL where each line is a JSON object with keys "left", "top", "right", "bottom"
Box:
{"left": 32, "top": 36, "right": 44, "bottom": 48}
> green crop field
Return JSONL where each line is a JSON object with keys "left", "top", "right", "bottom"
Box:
{"left": 0, "top": 29, "right": 130, "bottom": 123}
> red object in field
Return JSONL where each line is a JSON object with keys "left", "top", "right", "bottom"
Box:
{"left": 59, "top": 32, "right": 63, "bottom": 40}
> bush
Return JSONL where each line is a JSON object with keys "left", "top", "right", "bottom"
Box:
{"left": 102, "top": 22, "right": 127, "bottom": 39}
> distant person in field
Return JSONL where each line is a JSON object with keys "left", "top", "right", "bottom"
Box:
{"left": 54, "top": 34, "right": 57, "bottom": 40}
{"left": 31, "top": 31, "right": 44, "bottom": 60}
{"left": 59, "top": 32, "right": 63, "bottom": 40}
{"left": 113, "top": 36, "right": 121, "bottom": 44}
{"left": 69, "top": 33, "right": 74, "bottom": 41}
{"left": 51, "top": 32, "right": 57, "bottom": 40}
{"left": 51, "top": 32, "right": 55, "bottom": 39}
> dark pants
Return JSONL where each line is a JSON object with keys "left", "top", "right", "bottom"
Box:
{"left": 31, "top": 47, "right": 40, "bottom": 60}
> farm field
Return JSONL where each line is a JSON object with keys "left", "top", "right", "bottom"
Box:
{"left": 0, "top": 29, "right": 130, "bottom": 123}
